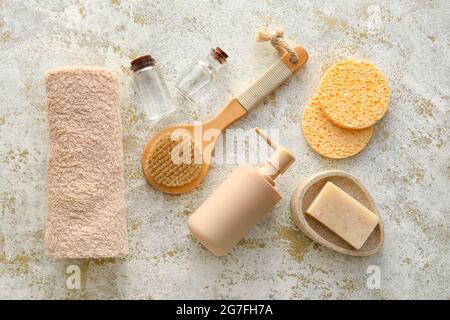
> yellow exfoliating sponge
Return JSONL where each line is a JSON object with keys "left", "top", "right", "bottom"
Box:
{"left": 316, "top": 60, "right": 390, "bottom": 129}
{"left": 302, "top": 96, "right": 374, "bottom": 159}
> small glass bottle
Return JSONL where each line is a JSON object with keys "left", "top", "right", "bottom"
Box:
{"left": 175, "top": 47, "right": 228, "bottom": 104}
{"left": 131, "top": 55, "right": 175, "bottom": 121}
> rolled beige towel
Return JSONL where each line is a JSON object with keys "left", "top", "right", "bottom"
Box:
{"left": 45, "top": 67, "right": 128, "bottom": 258}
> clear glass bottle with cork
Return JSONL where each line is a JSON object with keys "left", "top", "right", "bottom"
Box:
{"left": 175, "top": 47, "right": 228, "bottom": 104}
{"left": 131, "top": 54, "right": 176, "bottom": 121}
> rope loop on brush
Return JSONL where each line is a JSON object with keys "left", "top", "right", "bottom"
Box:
{"left": 256, "top": 28, "right": 298, "bottom": 63}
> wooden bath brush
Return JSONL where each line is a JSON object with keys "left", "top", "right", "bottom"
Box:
{"left": 142, "top": 44, "right": 308, "bottom": 194}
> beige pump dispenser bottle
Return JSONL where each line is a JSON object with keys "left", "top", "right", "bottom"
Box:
{"left": 188, "top": 128, "right": 295, "bottom": 256}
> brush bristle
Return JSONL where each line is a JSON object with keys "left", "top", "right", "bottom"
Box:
{"left": 145, "top": 133, "right": 203, "bottom": 187}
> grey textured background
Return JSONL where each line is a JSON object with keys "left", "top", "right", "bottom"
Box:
{"left": 0, "top": 0, "right": 449, "bottom": 299}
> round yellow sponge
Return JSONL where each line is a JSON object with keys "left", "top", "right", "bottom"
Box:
{"left": 302, "top": 96, "right": 374, "bottom": 159}
{"left": 317, "top": 60, "right": 389, "bottom": 129}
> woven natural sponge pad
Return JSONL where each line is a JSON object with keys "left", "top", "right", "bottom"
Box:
{"left": 317, "top": 60, "right": 389, "bottom": 129}
{"left": 144, "top": 133, "right": 203, "bottom": 187}
{"left": 302, "top": 96, "right": 374, "bottom": 159}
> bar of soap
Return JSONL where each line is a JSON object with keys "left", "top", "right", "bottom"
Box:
{"left": 306, "top": 181, "right": 379, "bottom": 249}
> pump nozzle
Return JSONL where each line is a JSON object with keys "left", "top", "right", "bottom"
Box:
{"left": 255, "top": 128, "right": 295, "bottom": 183}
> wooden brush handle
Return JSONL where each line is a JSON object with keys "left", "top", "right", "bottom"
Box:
{"left": 203, "top": 46, "right": 308, "bottom": 134}
{"left": 237, "top": 46, "right": 308, "bottom": 111}
{"left": 203, "top": 99, "right": 247, "bottom": 132}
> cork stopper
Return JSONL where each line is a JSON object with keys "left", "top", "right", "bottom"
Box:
{"left": 211, "top": 47, "right": 229, "bottom": 64}
{"left": 130, "top": 55, "right": 155, "bottom": 72}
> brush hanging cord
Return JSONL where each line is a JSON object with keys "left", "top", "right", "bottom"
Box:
{"left": 256, "top": 28, "right": 299, "bottom": 63}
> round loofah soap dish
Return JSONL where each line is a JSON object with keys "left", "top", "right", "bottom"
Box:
{"left": 290, "top": 170, "right": 384, "bottom": 256}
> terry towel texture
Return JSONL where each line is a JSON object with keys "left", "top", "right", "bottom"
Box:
{"left": 45, "top": 67, "right": 128, "bottom": 258}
